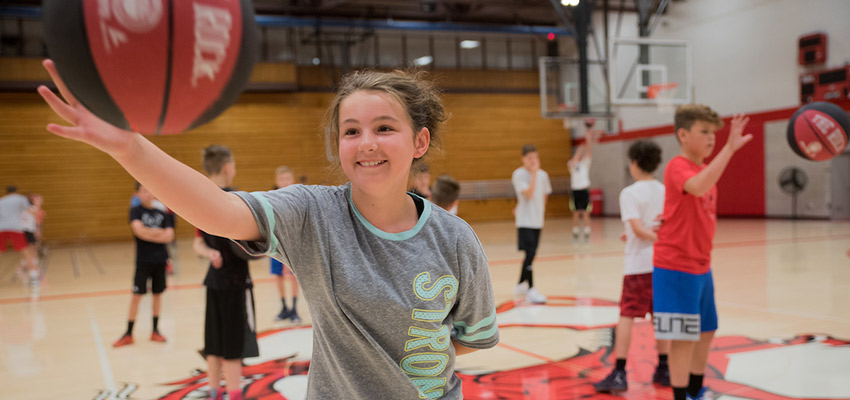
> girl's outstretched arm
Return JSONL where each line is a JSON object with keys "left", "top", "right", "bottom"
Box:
{"left": 37, "top": 59, "right": 261, "bottom": 241}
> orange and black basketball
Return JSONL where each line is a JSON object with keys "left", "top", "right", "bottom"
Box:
{"left": 787, "top": 101, "right": 850, "bottom": 161}
{"left": 43, "top": 0, "right": 258, "bottom": 135}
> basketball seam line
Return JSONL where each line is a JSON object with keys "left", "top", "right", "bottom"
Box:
{"left": 155, "top": 0, "right": 176, "bottom": 135}
{"left": 801, "top": 114, "right": 838, "bottom": 156}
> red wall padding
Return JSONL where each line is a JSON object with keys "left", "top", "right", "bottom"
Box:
{"left": 707, "top": 116, "right": 768, "bottom": 216}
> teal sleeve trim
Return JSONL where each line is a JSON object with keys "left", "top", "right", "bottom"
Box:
{"left": 454, "top": 324, "right": 498, "bottom": 342}
{"left": 250, "top": 192, "right": 279, "bottom": 256}
{"left": 452, "top": 309, "right": 498, "bottom": 342}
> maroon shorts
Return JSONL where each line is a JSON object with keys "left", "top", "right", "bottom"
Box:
{"left": 0, "top": 231, "right": 27, "bottom": 252}
{"left": 619, "top": 273, "right": 653, "bottom": 318}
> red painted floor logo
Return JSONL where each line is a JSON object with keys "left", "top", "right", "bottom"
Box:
{"left": 152, "top": 298, "right": 850, "bottom": 399}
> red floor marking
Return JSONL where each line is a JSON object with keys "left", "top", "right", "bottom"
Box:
{"left": 0, "top": 276, "right": 277, "bottom": 305}
{"left": 488, "top": 233, "right": 850, "bottom": 267}
{"left": 2, "top": 233, "right": 847, "bottom": 305}
{"left": 496, "top": 341, "right": 556, "bottom": 363}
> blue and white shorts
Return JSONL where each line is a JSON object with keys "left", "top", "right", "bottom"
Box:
{"left": 270, "top": 258, "right": 291, "bottom": 276}
{"left": 652, "top": 267, "right": 718, "bottom": 341}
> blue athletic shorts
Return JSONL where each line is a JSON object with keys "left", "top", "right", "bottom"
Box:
{"left": 652, "top": 267, "right": 717, "bottom": 341}
{"left": 270, "top": 258, "right": 291, "bottom": 276}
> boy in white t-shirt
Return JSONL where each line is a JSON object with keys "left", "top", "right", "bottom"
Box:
{"left": 568, "top": 118, "right": 601, "bottom": 241}
{"left": 512, "top": 144, "right": 552, "bottom": 304}
{"left": 595, "top": 140, "right": 670, "bottom": 393}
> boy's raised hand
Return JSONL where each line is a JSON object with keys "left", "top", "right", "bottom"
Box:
{"left": 37, "top": 59, "right": 139, "bottom": 159}
{"left": 726, "top": 114, "right": 753, "bottom": 152}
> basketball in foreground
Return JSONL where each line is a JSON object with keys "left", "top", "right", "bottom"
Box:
{"left": 43, "top": 0, "right": 258, "bottom": 135}
{"left": 787, "top": 101, "right": 850, "bottom": 161}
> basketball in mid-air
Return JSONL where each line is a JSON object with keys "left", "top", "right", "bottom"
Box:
{"left": 43, "top": 0, "right": 258, "bottom": 135}
{"left": 786, "top": 101, "right": 850, "bottom": 161}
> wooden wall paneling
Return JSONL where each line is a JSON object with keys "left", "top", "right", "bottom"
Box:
{"left": 3, "top": 82, "right": 570, "bottom": 243}
{"left": 0, "top": 57, "right": 49, "bottom": 81}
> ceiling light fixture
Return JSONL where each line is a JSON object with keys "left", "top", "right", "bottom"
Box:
{"left": 413, "top": 56, "right": 433, "bottom": 66}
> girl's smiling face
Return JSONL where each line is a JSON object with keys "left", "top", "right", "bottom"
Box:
{"left": 338, "top": 90, "right": 429, "bottom": 197}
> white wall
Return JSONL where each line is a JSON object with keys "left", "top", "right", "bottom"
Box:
{"left": 592, "top": 0, "right": 850, "bottom": 131}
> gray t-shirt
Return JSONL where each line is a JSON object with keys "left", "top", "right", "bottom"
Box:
{"left": 0, "top": 193, "right": 28, "bottom": 232}
{"left": 233, "top": 184, "right": 499, "bottom": 399}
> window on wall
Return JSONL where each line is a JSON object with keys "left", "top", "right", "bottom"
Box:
{"left": 485, "top": 35, "right": 509, "bottom": 70}
{"left": 0, "top": 15, "right": 544, "bottom": 71}
{"left": 349, "top": 33, "right": 377, "bottom": 68}
{"left": 264, "top": 27, "right": 295, "bottom": 62}
{"left": 407, "top": 34, "right": 431, "bottom": 68}
{"left": 322, "top": 40, "right": 344, "bottom": 68}
{"left": 432, "top": 34, "right": 457, "bottom": 69}
{"left": 294, "top": 28, "right": 320, "bottom": 66}
{"left": 22, "top": 20, "right": 44, "bottom": 56}
{"left": 459, "top": 35, "right": 483, "bottom": 69}
{"left": 511, "top": 37, "right": 535, "bottom": 70}
{"left": 1, "top": 19, "right": 20, "bottom": 56}
{"left": 379, "top": 31, "right": 403, "bottom": 67}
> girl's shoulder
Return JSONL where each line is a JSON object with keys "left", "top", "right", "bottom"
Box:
{"left": 427, "top": 206, "right": 480, "bottom": 242}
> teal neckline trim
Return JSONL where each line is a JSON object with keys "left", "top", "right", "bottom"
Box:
{"left": 347, "top": 184, "right": 430, "bottom": 241}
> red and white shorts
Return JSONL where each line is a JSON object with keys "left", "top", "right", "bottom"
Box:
{"left": 0, "top": 231, "right": 27, "bottom": 252}
{"left": 619, "top": 272, "right": 653, "bottom": 318}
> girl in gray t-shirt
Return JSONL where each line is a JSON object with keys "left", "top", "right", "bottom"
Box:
{"left": 39, "top": 60, "right": 499, "bottom": 400}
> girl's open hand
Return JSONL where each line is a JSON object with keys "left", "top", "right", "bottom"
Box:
{"left": 37, "top": 59, "right": 140, "bottom": 159}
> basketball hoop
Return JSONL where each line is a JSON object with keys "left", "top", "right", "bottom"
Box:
{"left": 647, "top": 82, "right": 679, "bottom": 99}
{"left": 649, "top": 82, "right": 680, "bottom": 113}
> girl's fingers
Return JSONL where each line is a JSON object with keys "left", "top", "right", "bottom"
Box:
{"left": 42, "top": 59, "right": 79, "bottom": 107}
{"left": 46, "top": 123, "right": 84, "bottom": 139}
{"left": 38, "top": 85, "right": 79, "bottom": 125}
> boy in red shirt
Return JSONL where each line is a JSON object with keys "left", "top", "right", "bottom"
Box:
{"left": 653, "top": 105, "right": 751, "bottom": 400}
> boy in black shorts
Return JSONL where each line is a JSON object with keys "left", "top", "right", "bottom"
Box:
{"left": 192, "top": 145, "right": 259, "bottom": 400}
{"left": 114, "top": 183, "right": 174, "bottom": 347}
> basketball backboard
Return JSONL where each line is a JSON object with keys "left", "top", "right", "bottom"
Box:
{"left": 609, "top": 38, "right": 691, "bottom": 106}
{"left": 539, "top": 57, "right": 613, "bottom": 119}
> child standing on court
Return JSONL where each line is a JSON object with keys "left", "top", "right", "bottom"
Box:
{"left": 512, "top": 144, "right": 551, "bottom": 304}
{"left": 653, "top": 105, "right": 751, "bottom": 400}
{"left": 594, "top": 140, "right": 670, "bottom": 393}
{"left": 38, "top": 61, "right": 499, "bottom": 399}
{"left": 192, "top": 145, "right": 259, "bottom": 400}
{"left": 0, "top": 186, "right": 40, "bottom": 285}
{"left": 568, "top": 119, "right": 599, "bottom": 242}
{"left": 113, "top": 183, "right": 174, "bottom": 347}
{"left": 409, "top": 162, "right": 432, "bottom": 199}
{"left": 430, "top": 173, "right": 460, "bottom": 215}
{"left": 270, "top": 166, "right": 300, "bottom": 323}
